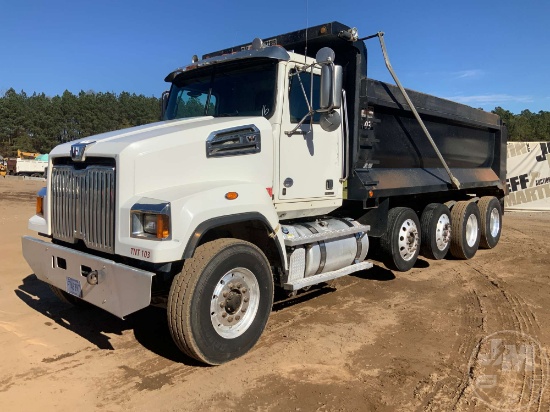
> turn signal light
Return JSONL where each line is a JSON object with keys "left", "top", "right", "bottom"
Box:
{"left": 225, "top": 192, "right": 239, "bottom": 200}
{"left": 156, "top": 214, "right": 170, "bottom": 239}
{"left": 36, "top": 196, "right": 44, "bottom": 216}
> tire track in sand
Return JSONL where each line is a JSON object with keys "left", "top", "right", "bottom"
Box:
{"left": 421, "top": 260, "right": 547, "bottom": 411}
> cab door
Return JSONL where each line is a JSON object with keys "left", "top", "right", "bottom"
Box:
{"left": 278, "top": 66, "right": 343, "bottom": 201}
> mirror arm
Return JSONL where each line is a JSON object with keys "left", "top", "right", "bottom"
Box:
{"left": 284, "top": 65, "right": 318, "bottom": 136}
{"left": 284, "top": 109, "right": 315, "bottom": 136}
{"left": 297, "top": 70, "right": 313, "bottom": 113}
{"left": 284, "top": 53, "right": 340, "bottom": 136}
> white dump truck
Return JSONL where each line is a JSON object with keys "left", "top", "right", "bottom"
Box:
{"left": 22, "top": 22, "right": 506, "bottom": 365}
{"left": 7, "top": 157, "right": 47, "bottom": 177}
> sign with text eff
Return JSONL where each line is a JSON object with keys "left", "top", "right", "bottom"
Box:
{"left": 505, "top": 142, "right": 550, "bottom": 211}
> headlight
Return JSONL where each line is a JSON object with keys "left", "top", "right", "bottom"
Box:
{"left": 131, "top": 201, "right": 171, "bottom": 240}
{"left": 143, "top": 214, "right": 158, "bottom": 234}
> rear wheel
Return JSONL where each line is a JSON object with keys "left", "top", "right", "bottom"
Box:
{"left": 450, "top": 201, "right": 481, "bottom": 259}
{"left": 420, "top": 203, "right": 452, "bottom": 260}
{"left": 478, "top": 196, "right": 502, "bottom": 249}
{"left": 167, "top": 238, "right": 273, "bottom": 365}
{"left": 380, "top": 207, "right": 420, "bottom": 271}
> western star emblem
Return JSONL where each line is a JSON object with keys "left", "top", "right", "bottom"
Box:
{"left": 70, "top": 141, "right": 95, "bottom": 162}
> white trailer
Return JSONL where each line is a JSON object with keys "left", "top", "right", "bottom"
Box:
{"left": 7, "top": 158, "right": 47, "bottom": 177}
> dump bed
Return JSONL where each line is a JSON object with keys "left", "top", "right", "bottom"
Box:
{"left": 7, "top": 158, "right": 48, "bottom": 175}
{"left": 347, "top": 79, "right": 507, "bottom": 201}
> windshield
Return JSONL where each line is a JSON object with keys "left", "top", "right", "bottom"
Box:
{"left": 164, "top": 59, "right": 278, "bottom": 120}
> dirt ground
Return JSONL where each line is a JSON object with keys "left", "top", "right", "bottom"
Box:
{"left": 2, "top": 176, "right": 550, "bottom": 411}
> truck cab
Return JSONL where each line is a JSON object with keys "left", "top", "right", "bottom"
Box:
{"left": 162, "top": 48, "right": 346, "bottom": 218}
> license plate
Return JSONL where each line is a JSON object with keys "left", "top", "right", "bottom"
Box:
{"left": 66, "top": 277, "right": 82, "bottom": 297}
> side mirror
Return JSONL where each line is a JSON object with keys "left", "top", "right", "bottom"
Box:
{"left": 161, "top": 90, "right": 170, "bottom": 119}
{"left": 319, "top": 110, "right": 341, "bottom": 132}
{"left": 316, "top": 47, "right": 343, "bottom": 112}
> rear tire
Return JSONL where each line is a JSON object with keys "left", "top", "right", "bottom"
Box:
{"left": 167, "top": 239, "right": 273, "bottom": 365}
{"left": 380, "top": 207, "right": 420, "bottom": 272}
{"left": 450, "top": 201, "right": 481, "bottom": 259}
{"left": 478, "top": 196, "right": 502, "bottom": 249}
{"left": 420, "top": 203, "right": 452, "bottom": 260}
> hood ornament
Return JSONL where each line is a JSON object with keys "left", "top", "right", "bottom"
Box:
{"left": 70, "top": 141, "right": 95, "bottom": 162}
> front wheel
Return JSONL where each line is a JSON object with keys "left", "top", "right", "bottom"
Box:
{"left": 49, "top": 285, "right": 88, "bottom": 307}
{"left": 380, "top": 207, "right": 420, "bottom": 272}
{"left": 167, "top": 239, "right": 273, "bottom": 365}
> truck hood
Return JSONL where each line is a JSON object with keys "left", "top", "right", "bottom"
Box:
{"left": 49, "top": 116, "right": 274, "bottom": 198}
{"left": 49, "top": 117, "right": 264, "bottom": 158}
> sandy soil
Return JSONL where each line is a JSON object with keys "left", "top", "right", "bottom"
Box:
{"left": 2, "top": 176, "right": 550, "bottom": 411}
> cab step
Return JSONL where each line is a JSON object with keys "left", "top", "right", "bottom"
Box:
{"left": 284, "top": 260, "right": 373, "bottom": 291}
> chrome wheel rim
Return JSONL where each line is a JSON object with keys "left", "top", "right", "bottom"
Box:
{"left": 398, "top": 219, "right": 419, "bottom": 261}
{"left": 210, "top": 268, "right": 260, "bottom": 339}
{"left": 465, "top": 214, "right": 478, "bottom": 247}
{"left": 436, "top": 214, "right": 451, "bottom": 251}
{"left": 490, "top": 208, "right": 500, "bottom": 238}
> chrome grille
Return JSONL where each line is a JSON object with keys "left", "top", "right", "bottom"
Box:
{"left": 51, "top": 165, "right": 116, "bottom": 253}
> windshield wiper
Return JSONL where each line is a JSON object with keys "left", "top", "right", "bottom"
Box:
{"left": 218, "top": 110, "right": 239, "bottom": 117}
{"left": 204, "top": 87, "right": 212, "bottom": 115}
{"left": 203, "top": 71, "right": 215, "bottom": 115}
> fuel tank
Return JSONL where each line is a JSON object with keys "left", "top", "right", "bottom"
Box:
{"left": 282, "top": 218, "right": 369, "bottom": 277}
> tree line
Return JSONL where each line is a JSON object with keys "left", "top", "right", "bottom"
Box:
{"left": 0, "top": 89, "right": 549, "bottom": 157}
{"left": 0, "top": 88, "right": 160, "bottom": 157}
{"left": 492, "top": 107, "right": 550, "bottom": 142}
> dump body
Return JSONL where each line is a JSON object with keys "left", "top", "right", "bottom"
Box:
{"left": 7, "top": 158, "right": 48, "bottom": 176}
{"left": 347, "top": 79, "right": 507, "bottom": 201}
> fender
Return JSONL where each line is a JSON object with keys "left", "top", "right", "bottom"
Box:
{"left": 117, "top": 181, "right": 287, "bottom": 267}
{"left": 177, "top": 183, "right": 286, "bottom": 267}
{"left": 182, "top": 212, "right": 285, "bottom": 270}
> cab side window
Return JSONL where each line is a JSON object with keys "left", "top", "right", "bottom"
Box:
{"left": 289, "top": 71, "right": 321, "bottom": 123}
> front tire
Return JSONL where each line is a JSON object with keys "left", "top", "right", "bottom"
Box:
{"left": 450, "top": 201, "right": 481, "bottom": 259}
{"left": 49, "top": 285, "right": 88, "bottom": 307}
{"left": 167, "top": 239, "right": 274, "bottom": 365}
{"left": 380, "top": 207, "right": 420, "bottom": 272}
{"left": 478, "top": 196, "right": 502, "bottom": 249}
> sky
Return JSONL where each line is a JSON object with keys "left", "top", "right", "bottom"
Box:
{"left": 0, "top": 0, "right": 549, "bottom": 114}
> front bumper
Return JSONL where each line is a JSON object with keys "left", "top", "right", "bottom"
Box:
{"left": 22, "top": 236, "right": 154, "bottom": 318}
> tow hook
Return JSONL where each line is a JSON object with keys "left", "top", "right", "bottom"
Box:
{"left": 87, "top": 270, "right": 99, "bottom": 285}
